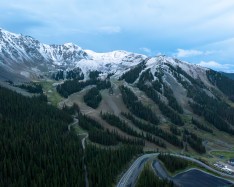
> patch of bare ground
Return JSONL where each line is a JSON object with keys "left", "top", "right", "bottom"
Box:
{"left": 59, "top": 84, "right": 170, "bottom": 151}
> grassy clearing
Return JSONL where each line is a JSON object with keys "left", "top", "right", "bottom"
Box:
{"left": 40, "top": 81, "right": 63, "bottom": 106}
{"left": 210, "top": 151, "right": 234, "bottom": 161}
{"left": 73, "top": 125, "right": 87, "bottom": 134}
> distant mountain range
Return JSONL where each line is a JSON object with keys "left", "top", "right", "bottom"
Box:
{"left": 0, "top": 28, "right": 210, "bottom": 84}
{"left": 0, "top": 28, "right": 146, "bottom": 81}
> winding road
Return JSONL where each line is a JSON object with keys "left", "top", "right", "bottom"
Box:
{"left": 68, "top": 118, "right": 234, "bottom": 187}
{"left": 79, "top": 133, "right": 88, "bottom": 149}
{"left": 68, "top": 117, "right": 89, "bottom": 150}
{"left": 68, "top": 117, "right": 89, "bottom": 187}
{"left": 116, "top": 153, "right": 234, "bottom": 187}
{"left": 117, "top": 154, "right": 158, "bottom": 187}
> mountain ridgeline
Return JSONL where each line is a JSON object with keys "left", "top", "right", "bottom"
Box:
{"left": 1, "top": 29, "right": 234, "bottom": 151}
{"left": 53, "top": 55, "right": 234, "bottom": 154}
{"left": 1, "top": 28, "right": 234, "bottom": 186}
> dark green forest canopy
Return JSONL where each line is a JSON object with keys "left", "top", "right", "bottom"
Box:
{"left": 136, "top": 165, "right": 174, "bottom": 187}
{"left": 222, "top": 72, "right": 234, "bottom": 80}
{"left": 0, "top": 86, "right": 84, "bottom": 187}
{"left": 207, "top": 70, "right": 234, "bottom": 102}
{"left": 86, "top": 145, "right": 142, "bottom": 187}
{"left": 84, "top": 87, "right": 102, "bottom": 109}
{"left": 57, "top": 78, "right": 111, "bottom": 98}
{"left": 0, "top": 86, "right": 143, "bottom": 187}
{"left": 158, "top": 153, "right": 191, "bottom": 173}
{"left": 119, "top": 85, "right": 159, "bottom": 125}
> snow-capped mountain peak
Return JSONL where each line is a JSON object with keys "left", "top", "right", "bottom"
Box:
{"left": 0, "top": 28, "right": 207, "bottom": 82}
{"left": 0, "top": 28, "right": 90, "bottom": 68}
{"left": 84, "top": 49, "right": 141, "bottom": 62}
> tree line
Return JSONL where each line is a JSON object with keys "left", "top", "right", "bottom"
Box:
{"left": 16, "top": 82, "right": 43, "bottom": 94}
{"left": 52, "top": 67, "right": 84, "bottom": 80}
{"left": 140, "top": 69, "right": 183, "bottom": 113}
{"left": 86, "top": 144, "right": 142, "bottom": 187}
{"left": 84, "top": 87, "right": 102, "bottom": 109}
{"left": 79, "top": 114, "right": 144, "bottom": 146}
{"left": 138, "top": 83, "right": 184, "bottom": 126}
{"left": 119, "top": 85, "right": 159, "bottom": 125}
{"left": 101, "top": 112, "right": 165, "bottom": 147}
{"left": 188, "top": 87, "right": 234, "bottom": 135}
{"left": 119, "top": 61, "right": 146, "bottom": 83}
{"left": 170, "top": 125, "right": 181, "bottom": 136}
{"left": 192, "top": 118, "right": 213, "bottom": 133}
{"left": 122, "top": 112, "right": 183, "bottom": 148}
{"left": 207, "top": 70, "right": 234, "bottom": 102}
{"left": 183, "top": 129, "right": 206, "bottom": 154}
{"left": 158, "top": 153, "right": 191, "bottom": 173}
{"left": 57, "top": 78, "right": 111, "bottom": 98}
{"left": 167, "top": 63, "right": 234, "bottom": 135}
{"left": 136, "top": 165, "right": 174, "bottom": 187}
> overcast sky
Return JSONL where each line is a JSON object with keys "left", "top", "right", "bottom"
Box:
{"left": 1, "top": 0, "right": 234, "bottom": 72}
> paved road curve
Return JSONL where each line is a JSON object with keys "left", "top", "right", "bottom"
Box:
{"left": 116, "top": 153, "right": 158, "bottom": 187}
{"left": 68, "top": 118, "right": 78, "bottom": 131}
{"left": 116, "top": 153, "right": 234, "bottom": 187}
{"left": 171, "top": 154, "right": 234, "bottom": 179}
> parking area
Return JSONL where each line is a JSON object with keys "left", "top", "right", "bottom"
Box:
{"left": 214, "top": 161, "right": 234, "bottom": 175}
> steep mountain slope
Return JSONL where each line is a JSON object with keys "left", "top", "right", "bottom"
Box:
{"left": 59, "top": 54, "right": 234, "bottom": 155}
{"left": 0, "top": 28, "right": 207, "bottom": 84}
{"left": 0, "top": 28, "right": 89, "bottom": 80}
{"left": 0, "top": 28, "right": 146, "bottom": 81}
{"left": 1, "top": 28, "right": 234, "bottom": 156}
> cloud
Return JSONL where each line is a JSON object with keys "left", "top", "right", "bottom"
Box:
{"left": 198, "top": 61, "right": 222, "bottom": 68}
{"left": 97, "top": 26, "right": 121, "bottom": 34}
{"left": 198, "top": 61, "right": 234, "bottom": 72}
{"left": 176, "top": 49, "right": 203, "bottom": 58}
{"left": 140, "top": 47, "right": 152, "bottom": 55}
{"left": 175, "top": 49, "right": 214, "bottom": 58}
{"left": 2, "top": 0, "right": 234, "bottom": 39}
{"left": 0, "top": 0, "right": 234, "bottom": 65}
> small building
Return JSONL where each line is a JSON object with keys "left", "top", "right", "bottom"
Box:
{"left": 228, "top": 159, "right": 234, "bottom": 166}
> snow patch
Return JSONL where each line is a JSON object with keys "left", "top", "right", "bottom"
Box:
{"left": 20, "top": 71, "right": 30, "bottom": 78}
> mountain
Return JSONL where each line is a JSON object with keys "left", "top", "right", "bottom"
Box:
{"left": 0, "top": 28, "right": 88, "bottom": 81}
{"left": 0, "top": 28, "right": 210, "bottom": 85}
{"left": 0, "top": 28, "right": 145, "bottom": 81}
{"left": 1, "top": 28, "right": 234, "bottom": 186}
{"left": 1, "top": 28, "right": 234, "bottom": 155}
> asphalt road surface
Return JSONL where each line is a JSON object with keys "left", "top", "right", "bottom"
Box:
{"left": 116, "top": 154, "right": 158, "bottom": 187}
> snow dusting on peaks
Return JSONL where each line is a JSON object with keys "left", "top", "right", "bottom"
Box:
{"left": 143, "top": 55, "right": 207, "bottom": 81}
{"left": 0, "top": 28, "right": 208, "bottom": 82}
{"left": 64, "top": 42, "right": 75, "bottom": 47}
{"left": 85, "top": 50, "right": 130, "bottom": 62}
{"left": 85, "top": 49, "right": 146, "bottom": 64}
{"left": 0, "top": 28, "right": 20, "bottom": 39}
{"left": 63, "top": 43, "right": 82, "bottom": 51}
